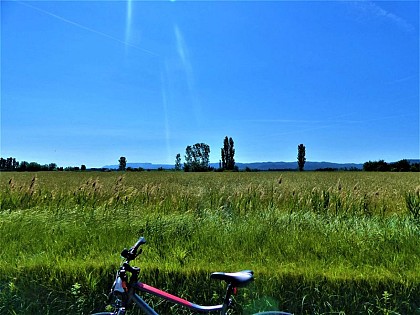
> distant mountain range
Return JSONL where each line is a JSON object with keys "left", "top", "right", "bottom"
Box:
{"left": 102, "top": 161, "right": 365, "bottom": 171}
{"left": 102, "top": 163, "right": 172, "bottom": 170}
{"left": 228, "top": 161, "right": 364, "bottom": 171}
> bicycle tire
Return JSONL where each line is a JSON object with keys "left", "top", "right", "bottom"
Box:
{"left": 252, "top": 312, "right": 293, "bottom": 315}
{"left": 90, "top": 313, "right": 115, "bottom": 315}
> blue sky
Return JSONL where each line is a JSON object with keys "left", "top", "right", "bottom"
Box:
{"left": 1, "top": 0, "right": 419, "bottom": 168}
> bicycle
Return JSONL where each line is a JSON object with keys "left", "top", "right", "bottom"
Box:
{"left": 91, "top": 237, "right": 292, "bottom": 315}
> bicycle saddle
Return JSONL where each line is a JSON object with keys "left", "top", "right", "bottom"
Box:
{"left": 210, "top": 270, "right": 254, "bottom": 287}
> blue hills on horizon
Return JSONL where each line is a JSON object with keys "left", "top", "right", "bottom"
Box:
{"left": 102, "top": 161, "right": 366, "bottom": 171}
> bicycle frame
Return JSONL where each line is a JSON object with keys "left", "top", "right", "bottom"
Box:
{"left": 136, "top": 282, "right": 225, "bottom": 313}
{"left": 92, "top": 237, "right": 292, "bottom": 315}
{"left": 101, "top": 280, "right": 291, "bottom": 315}
{"left": 101, "top": 280, "right": 229, "bottom": 315}
{"left": 110, "top": 281, "right": 226, "bottom": 315}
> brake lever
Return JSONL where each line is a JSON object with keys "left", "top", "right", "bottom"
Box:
{"left": 121, "top": 248, "right": 143, "bottom": 261}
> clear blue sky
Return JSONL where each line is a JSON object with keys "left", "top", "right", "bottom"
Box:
{"left": 1, "top": 0, "right": 419, "bottom": 168}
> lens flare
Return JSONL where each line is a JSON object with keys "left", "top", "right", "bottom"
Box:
{"left": 125, "top": 0, "right": 132, "bottom": 49}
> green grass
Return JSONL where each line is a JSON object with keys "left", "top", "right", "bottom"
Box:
{"left": 0, "top": 171, "right": 419, "bottom": 314}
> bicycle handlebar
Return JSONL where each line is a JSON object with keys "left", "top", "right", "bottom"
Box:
{"left": 121, "top": 236, "right": 146, "bottom": 261}
{"left": 131, "top": 237, "right": 146, "bottom": 253}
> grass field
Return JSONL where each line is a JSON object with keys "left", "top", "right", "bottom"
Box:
{"left": 0, "top": 171, "right": 419, "bottom": 314}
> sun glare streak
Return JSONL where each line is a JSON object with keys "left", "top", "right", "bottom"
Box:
{"left": 160, "top": 65, "right": 172, "bottom": 163}
{"left": 15, "top": 0, "right": 156, "bottom": 56}
{"left": 174, "top": 25, "right": 189, "bottom": 75}
{"left": 124, "top": 0, "right": 133, "bottom": 53}
{"left": 174, "top": 24, "right": 201, "bottom": 122}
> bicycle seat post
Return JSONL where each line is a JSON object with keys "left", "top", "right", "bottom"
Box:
{"left": 221, "top": 283, "right": 235, "bottom": 314}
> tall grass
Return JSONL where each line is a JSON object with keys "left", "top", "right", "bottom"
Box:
{"left": 1, "top": 172, "right": 417, "bottom": 216}
{"left": 1, "top": 172, "right": 419, "bottom": 314}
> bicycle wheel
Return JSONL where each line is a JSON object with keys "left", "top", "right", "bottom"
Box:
{"left": 90, "top": 312, "right": 115, "bottom": 315}
{"left": 252, "top": 312, "right": 293, "bottom": 315}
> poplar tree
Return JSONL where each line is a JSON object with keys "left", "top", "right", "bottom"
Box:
{"left": 221, "top": 136, "right": 235, "bottom": 170}
{"left": 118, "top": 156, "right": 127, "bottom": 171}
{"left": 297, "top": 144, "right": 306, "bottom": 171}
{"left": 175, "top": 153, "right": 182, "bottom": 171}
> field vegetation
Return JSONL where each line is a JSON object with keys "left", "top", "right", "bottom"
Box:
{"left": 0, "top": 171, "right": 419, "bottom": 314}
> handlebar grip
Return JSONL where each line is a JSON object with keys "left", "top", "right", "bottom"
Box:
{"left": 130, "top": 236, "right": 146, "bottom": 254}
{"left": 121, "top": 237, "right": 146, "bottom": 261}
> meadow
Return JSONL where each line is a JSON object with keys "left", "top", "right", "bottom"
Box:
{"left": 0, "top": 171, "right": 419, "bottom": 314}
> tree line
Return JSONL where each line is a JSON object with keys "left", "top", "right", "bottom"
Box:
{"left": 363, "top": 159, "right": 419, "bottom": 172}
{"left": 2, "top": 138, "right": 419, "bottom": 172}
{"left": 179, "top": 137, "right": 238, "bottom": 172}
{"left": 175, "top": 139, "right": 306, "bottom": 172}
{"left": 0, "top": 157, "right": 86, "bottom": 172}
